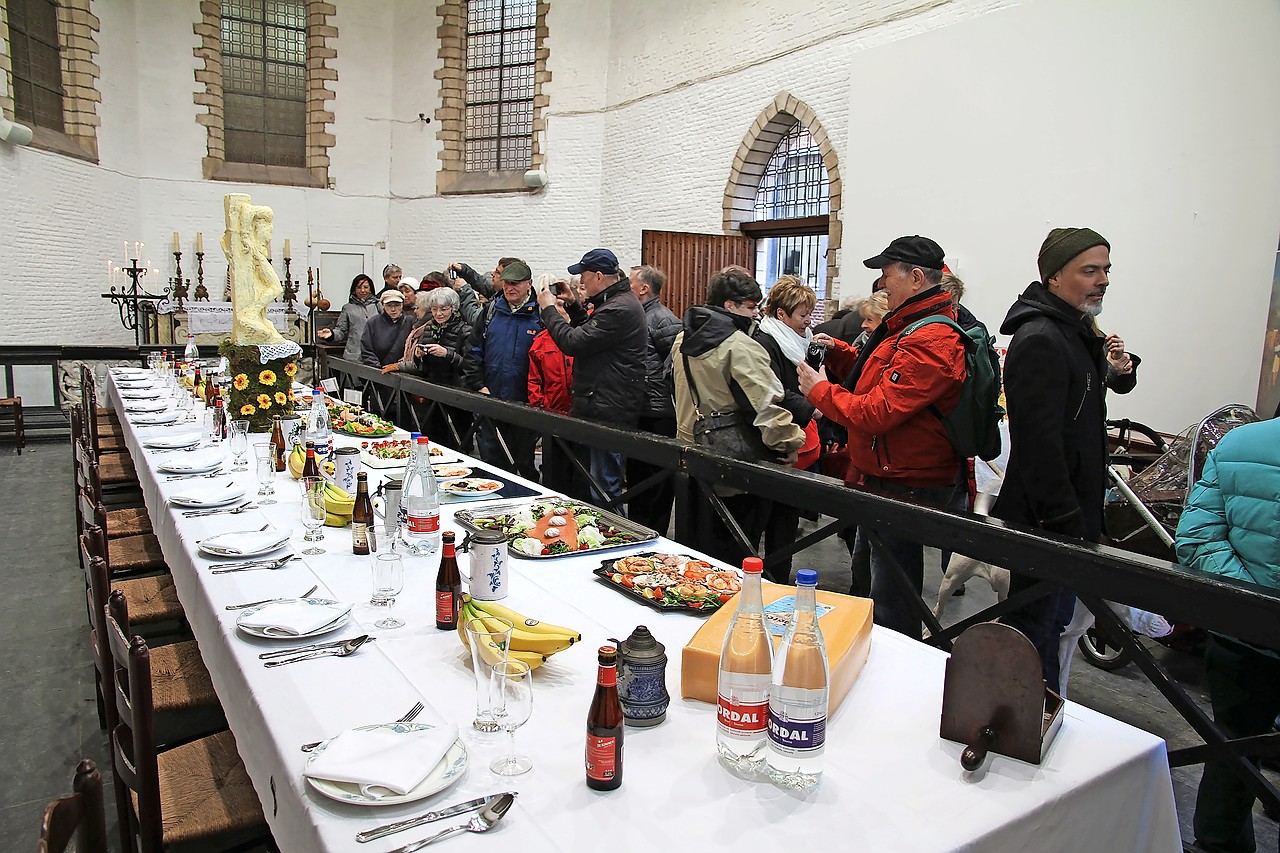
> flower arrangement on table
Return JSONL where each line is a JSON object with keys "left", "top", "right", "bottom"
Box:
{"left": 219, "top": 340, "right": 300, "bottom": 432}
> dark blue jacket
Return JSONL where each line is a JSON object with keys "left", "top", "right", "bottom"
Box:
{"left": 461, "top": 291, "right": 541, "bottom": 402}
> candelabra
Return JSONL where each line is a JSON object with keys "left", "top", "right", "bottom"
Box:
{"left": 282, "top": 257, "right": 298, "bottom": 310}
{"left": 193, "top": 250, "right": 209, "bottom": 301}
{"left": 102, "top": 258, "right": 169, "bottom": 346}
{"left": 170, "top": 250, "right": 191, "bottom": 310}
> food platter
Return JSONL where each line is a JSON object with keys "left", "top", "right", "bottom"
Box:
{"left": 330, "top": 403, "right": 397, "bottom": 437}
{"left": 360, "top": 440, "right": 461, "bottom": 469}
{"left": 592, "top": 551, "right": 742, "bottom": 613}
{"left": 454, "top": 499, "right": 657, "bottom": 559}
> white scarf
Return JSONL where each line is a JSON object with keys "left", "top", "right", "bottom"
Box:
{"left": 758, "top": 314, "right": 812, "bottom": 365}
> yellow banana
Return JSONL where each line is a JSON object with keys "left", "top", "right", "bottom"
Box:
{"left": 324, "top": 482, "right": 352, "bottom": 501}
{"left": 509, "top": 631, "right": 575, "bottom": 656}
{"left": 469, "top": 598, "right": 581, "bottom": 643}
{"left": 323, "top": 511, "right": 350, "bottom": 527}
{"left": 506, "top": 649, "right": 548, "bottom": 670}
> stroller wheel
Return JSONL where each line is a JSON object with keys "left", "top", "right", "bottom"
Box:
{"left": 1078, "top": 626, "right": 1134, "bottom": 672}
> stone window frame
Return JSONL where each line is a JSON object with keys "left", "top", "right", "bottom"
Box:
{"left": 0, "top": 0, "right": 102, "bottom": 163}
{"left": 434, "top": 0, "right": 551, "bottom": 195}
{"left": 724, "top": 93, "right": 843, "bottom": 305}
{"left": 193, "top": 0, "right": 337, "bottom": 189}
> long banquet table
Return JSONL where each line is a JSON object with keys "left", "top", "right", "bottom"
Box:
{"left": 106, "top": 372, "right": 1182, "bottom": 853}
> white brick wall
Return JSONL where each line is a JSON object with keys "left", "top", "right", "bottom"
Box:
{"left": 0, "top": 0, "right": 1277, "bottom": 431}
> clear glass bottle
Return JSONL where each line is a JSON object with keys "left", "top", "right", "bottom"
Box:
{"left": 183, "top": 333, "right": 199, "bottom": 365}
{"left": 399, "top": 436, "right": 440, "bottom": 556}
{"left": 766, "top": 568, "right": 829, "bottom": 791}
{"left": 716, "top": 557, "right": 773, "bottom": 774}
{"left": 306, "top": 390, "right": 333, "bottom": 461}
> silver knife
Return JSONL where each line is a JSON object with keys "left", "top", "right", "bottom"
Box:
{"left": 259, "top": 634, "right": 371, "bottom": 659}
{"left": 356, "top": 793, "right": 512, "bottom": 843}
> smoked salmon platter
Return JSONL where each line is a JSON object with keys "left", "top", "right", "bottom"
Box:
{"left": 592, "top": 552, "right": 743, "bottom": 613}
{"left": 454, "top": 499, "right": 657, "bottom": 559}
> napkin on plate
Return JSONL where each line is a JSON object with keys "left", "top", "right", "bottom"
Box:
{"left": 305, "top": 724, "right": 458, "bottom": 798}
{"left": 133, "top": 411, "right": 181, "bottom": 425}
{"left": 171, "top": 482, "right": 244, "bottom": 506}
{"left": 127, "top": 401, "right": 170, "bottom": 413}
{"left": 144, "top": 432, "right": 203, "bottom": 449}
{"left": 238, "top": 600, "right": 351, "bottom": 636}
{"left": 119, "top": 390, "right": 162, "bottom": 399}
{"left": 160, "top": 449, "right": 226, "bottom": 472}
{"left": 200, "top": 527, "right": 289, "bottom": 554}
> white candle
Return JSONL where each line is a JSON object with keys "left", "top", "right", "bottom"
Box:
{"left": 172, "top": 231, "right": 180, "bottom": 253}
{"left": 196, "top": 232, "right": 204, "bottom": 253}
{"left": 284, "top": 239, "right": 291, "bottom": 260}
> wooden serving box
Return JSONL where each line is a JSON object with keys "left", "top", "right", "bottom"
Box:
{"left": 680, "top": 582, "right": 873, "bottom": 713}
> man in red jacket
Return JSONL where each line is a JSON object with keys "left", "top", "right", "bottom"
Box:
{"left": 799, "top": 235, "right": 967, "bottom": 639}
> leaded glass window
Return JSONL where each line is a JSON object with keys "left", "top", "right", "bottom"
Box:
{"left": 464, "top": 0, "right": 536, "bottom": 172}
{"left": 753, "top": 121, "right": 831, "bottom": 299}
{"left": 7, "top": 0, "right": 65, "bottom": 132}
{"left": 221, "top": 0, "right": 307, "bottom": 168}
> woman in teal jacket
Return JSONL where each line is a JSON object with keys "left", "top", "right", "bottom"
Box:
{"left": 1175, "top": 417, "right": 1280, "bottom": 853}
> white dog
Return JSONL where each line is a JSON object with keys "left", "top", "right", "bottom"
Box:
{"left": 934, "top": 488, "right": 1011, "bottom": 620}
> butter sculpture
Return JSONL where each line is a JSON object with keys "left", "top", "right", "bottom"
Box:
{"left": 222, "top": 193, "right": 285, "bottom": 345}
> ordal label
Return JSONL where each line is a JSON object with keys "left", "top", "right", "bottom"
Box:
{"left": 767, "top": 710, "right": 826, "bottom": 752}
{"left": 717, "top": 695, "right": 769, "bottom": 733}
{"left": 408, "top": 511, "right": 440, "bottom": 533}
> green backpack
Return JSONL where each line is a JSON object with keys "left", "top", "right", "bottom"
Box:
{"left": 895, "top": 315, "right": 1005, "bottom": 461}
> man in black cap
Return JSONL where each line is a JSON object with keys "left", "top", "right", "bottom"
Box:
{"left": 535, "top": 248, "right": 647, "bottom": 506}
{"left": 798, "top": 235, "right": 967, "bottom": 639}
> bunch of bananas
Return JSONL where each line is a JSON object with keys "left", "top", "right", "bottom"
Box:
{"left": 322, "top": 482, "right": 355, "bottom": 527}
{"left": 286, "top": 444, "right": 307, "bottom": 479}
{"left": 457, "top": 594, "right": 581, "bottom": 672}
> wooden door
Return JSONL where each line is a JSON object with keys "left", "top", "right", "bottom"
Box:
{"left": 640, "top": 230, "right": 755, "bottom": 320}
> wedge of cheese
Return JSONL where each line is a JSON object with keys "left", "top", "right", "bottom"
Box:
{"left": 681, "top": 582, "right": 873, "bottom": 713}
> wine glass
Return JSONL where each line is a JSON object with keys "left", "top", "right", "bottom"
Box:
{"left": 228, "top": 419, "right": 250, "bottom": 470}
{"left": 176, "top": 388, "right": 194, "bottom": 422}
{"left": 253, "top": 443, "right": 277, "bottom": 505}
{"left": 371, "top": 553, "right": 404, "bottom": 629}
{"left": 489, "top": 659, "right": 533, "bottom": 776}
{"left": 299, "top": 477, "right": 327, "bottom": 555}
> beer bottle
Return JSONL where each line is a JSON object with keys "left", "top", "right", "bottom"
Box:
{"left": 586, "top": 645, "right": 624, "bottom": 790}
{"left": 435, "top": 531, "right": 461, "bottom": 629}
{"left": 302, "top": 440, "right": 320, "bottom": 479}
{"left": 351, "top": 472, "right": 376, "bottom": 555}
{"left": 270, "top": 416, "right": 287, "bottom": 472}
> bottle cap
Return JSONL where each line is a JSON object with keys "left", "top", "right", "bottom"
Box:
{"left": 443, "top": 530, "right": 455, "bottom": 543}
{"left": 410, "top": 432, "right": 421, "bottom": 441}
{"left": 796, "top": 568, "right": 818, "bottom": 586}
{"left": 742, "top": 557, "right": 763, "bottom": 574}
{"left": 417, "top": 436, "right": 430, "bottom": 444}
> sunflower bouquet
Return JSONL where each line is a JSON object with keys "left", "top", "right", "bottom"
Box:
{"left": 219, "top": 341, "right": 299, "bottom": 432}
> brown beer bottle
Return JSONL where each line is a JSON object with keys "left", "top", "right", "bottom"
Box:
{"left": 302, "top": 441, "right": 320, "bottom": 478}
{"left": 586, "top": 645, "right": 624, "bottom": 790}
{"left": 351, "top": 472, "right": 376, "bottom": 555}
{"left": 435, "top": 531, "right": 461, "bottom": 629}
{"left": 270, "top": 416, "right": 287, "bottom": 471}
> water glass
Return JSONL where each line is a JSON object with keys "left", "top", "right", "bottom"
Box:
{"left": 253, "top": 443, "right": 277, "bottom": 505}
{"left": 465, "top": 617, "right": 513, "bottom": 732}
{"left": 371, "top": 553, "right": 405, "bottom": 629}
{"left": 489, "top": 659, "right": 533, "bottom": 776}
{"left": 228, "top": 419, "right": 250, "bottom": 470}
{"left": 299, "top": 477, "right": 327, "bottom": 555}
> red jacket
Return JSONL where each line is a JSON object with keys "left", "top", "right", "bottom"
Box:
{"left": 527, "top": 330, "right": 574, "bottom": 414}
{"left": 808, "top": 288, "right": 965, "bottom": 487}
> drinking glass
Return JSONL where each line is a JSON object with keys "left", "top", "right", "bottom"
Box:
{"left": 253, "top": 443, "right": 277, "bottom": 505}
{"left": 371, "top": 553, "right": 404, "bottom": 629}
{"left": 176, "top": 389, "right": 194, "bottom": 422}
{"left": 228, "top": 419, "right": 250, "bottom": 470}
{"left": 300, "top": 477, "right": 327, "bottom": 555}
{"left": 465, "top": 617, "right": 513, "bottom": 732}
{"left": 202, "top": 407, "right": 221, "bottom": 445}
{"left": 489, "top": 659, "right": 533, "bottom": 776}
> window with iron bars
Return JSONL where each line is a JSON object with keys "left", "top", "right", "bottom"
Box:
{"left": 220, "top": 0, "right": 307, "bottom": 168}
{"left": 464, "top": 0, "right": 536, "bottom": 172}
{"left": 753, "top": 122, "right": 831, "bottom": 314}
{"left": 7, "top": 0, "right": 65, "bottom": 132}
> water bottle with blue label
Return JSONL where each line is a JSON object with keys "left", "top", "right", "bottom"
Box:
{"left": 766, "top": 568, "right": 829, "bottom": 790}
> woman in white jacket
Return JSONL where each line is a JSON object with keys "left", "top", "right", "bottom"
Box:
{"left": 318, "top": 274, "right": 380, "bottom": 361}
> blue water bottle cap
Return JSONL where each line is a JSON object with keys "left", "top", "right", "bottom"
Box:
{"left": 796, "top": 569, "right": 818, "bottom": 586}
{"left": 409, "top": 432, "right": 421, "bottom": 442}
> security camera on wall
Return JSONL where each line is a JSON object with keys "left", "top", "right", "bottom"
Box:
{"left": 0, "top": 115, "right": 34, "bottom": 146}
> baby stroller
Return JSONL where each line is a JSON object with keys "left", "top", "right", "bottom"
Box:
{"left": 1078, "top": 404, "right": 1261, "bottom": 671}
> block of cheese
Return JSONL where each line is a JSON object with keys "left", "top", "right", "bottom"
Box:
{"left": 681, "top": 582, "right": 873, "bottom": 713}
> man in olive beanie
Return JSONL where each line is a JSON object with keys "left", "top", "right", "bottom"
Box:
{"left": 1037, "top": 227, "right": 1110, "bottom": 285}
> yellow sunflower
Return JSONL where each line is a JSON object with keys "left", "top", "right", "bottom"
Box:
{"left": 257, "top": 394, "right": 273, "bottom": 409}
{"left": 274, "top": 391, "right": 288, "bottom": 405}
{"left": 239, "top": 404, "right": 256, "bottom": 416}
{"left": 283, "top": 362, "right": 298, "bottom": 377}
{"left": 259, "top": 369, "right": 277, "bottom": 386}
{"left": 233, "top": 373, "right": 250, "bottom": 391}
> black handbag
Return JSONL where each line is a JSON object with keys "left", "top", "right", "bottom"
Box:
{"left": 681, "top": 354, "right": 776, "bottom": 463}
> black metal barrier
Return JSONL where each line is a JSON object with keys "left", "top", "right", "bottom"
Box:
{"left": 328, "top": 357, "right": 1280, "bottom": 816}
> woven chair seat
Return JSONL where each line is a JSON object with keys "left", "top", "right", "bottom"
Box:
{"left": 95, "top": 406, "right": 117, "bottom": 420}
{"left": 97, "top": 435, "right": 129, "bottom": 453}
{"left": 105, "top": 507, "right": 152, "bottom": 538}
{"left": 130, "top": 730, "right": 266, "bottom": 847}
{"left": 107, "top": 534, "right": 166, "bottom": 572}
{"left": 98, "top": 454, "right": 138, "bottom": 485}
{"left": 149, "top": 640, "right": 217, "bottom": 713}
{"left": 117, "top": 575, "right": 182, "bottom": 624}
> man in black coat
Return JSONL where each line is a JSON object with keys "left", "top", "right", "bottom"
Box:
{"left": 536, "top": 248, "right": 647, "bottom": 505}
{"left": 995, "top": 227, "right": 1139, "bottom": 693}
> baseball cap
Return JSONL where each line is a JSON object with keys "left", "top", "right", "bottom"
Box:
{"left": 380, "top": 289, "right": 404, "bottom": 304}
{"left": 499, "top": 260, "right": 532, "bottom": 283}
{"left": 568, "top": 248, "right": 619, "bottom": 275}
{"left": 863, "top": 236, "right": 946, "bottom": 271}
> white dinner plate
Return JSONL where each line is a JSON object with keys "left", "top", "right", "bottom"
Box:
{"left": 132, "top": 411, "right": 181, "bottom": 426}
{"left": 114, "top": 380, "right": 154, "bottom": 389}
{"left": 235, "top": 598, "right": 350, "bottom": 639}
{"left": 111, "top": 368, "right": 150, "bottom": 376}
{"left": 440, "top": 478, "right": 503, "bottom": 501}
{"left": 304, "top": 723, "right": 468, "bottom": 806}
{"left": 158, "top": 450, "right": 226, "bottom": 474}
{"left": 431, "top": 464, "right": 472, "bottom": 480}
{"left": 197, "top": 527, "right": 290, "bottom": 556}
{"left": 144, "top": 433, "right": 204, "bottom": 449}
{"left": 119, "top": 389, "right": 163, "bottom": 400}
{"left": 171, "top": 485, "right": 248, "bottom": 509}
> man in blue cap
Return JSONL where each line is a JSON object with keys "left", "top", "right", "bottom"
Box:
{"left": 536, "top": 248, "right": 647, "bottom": 505}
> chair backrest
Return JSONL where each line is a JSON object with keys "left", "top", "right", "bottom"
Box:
{"left": 106, "top": 598, "right": 163, "bottom": 853}
{"left": 38, "top": 758, "right": 108, "bottom": 853}
{"left": 80, "top": 529, "right": 113, "bottom": 698}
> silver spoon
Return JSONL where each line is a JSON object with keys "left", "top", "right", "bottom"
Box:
{"left": 386, "top": 793, "right": 516, "bottom": 853}
{"left": 225, "top": 584, "right": 319, "bottom": 610}
{"left": 263, "top": 635, "right": 371, "bottom": 667}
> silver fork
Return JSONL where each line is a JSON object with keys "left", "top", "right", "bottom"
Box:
{"left": 225, "top": 584, "right": 319, "bottom": 610}
{"left": 183, "top": 503, "right": 257, "bottom": 518}
{"left": 301, "top": 701, "right": 425, "bottom": 752}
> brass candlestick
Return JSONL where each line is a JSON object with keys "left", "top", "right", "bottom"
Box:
{"left": 193, "top": 251, "right": 209, "bottom": 301}
{"left": 170, "top": 250, "right": 190, "bottom": 310}
{"left": 282, "top": 257, "right": 298, "bottom": 310}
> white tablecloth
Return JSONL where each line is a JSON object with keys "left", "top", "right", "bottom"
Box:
{"left": 107, "top": 374, "right": 1182, "bottom": 853}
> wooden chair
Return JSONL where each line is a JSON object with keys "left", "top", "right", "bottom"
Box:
{"left": 71, "top": 404, "right": 138, "bottom": 490}
{"left": 0, "top": 396, "right": 24, "bottom": 453}
{"left": 84, "top": 460, "right": 153, "bottom": 538}
{"left": 82, "top": 528, "right": 183, "bottom": 630}
{"left": 38, "top": 758, "right": 108, "bottom": 853}
{"left": 80, "top": 364, "right": 125, "bottom": 439}
{"left": 106, "top": 625, "right": 267, "bottom": 853}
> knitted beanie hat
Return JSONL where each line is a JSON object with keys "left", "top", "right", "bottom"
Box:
{"left": 1037, "top": 227, "right": 1110, "bottom": 283}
